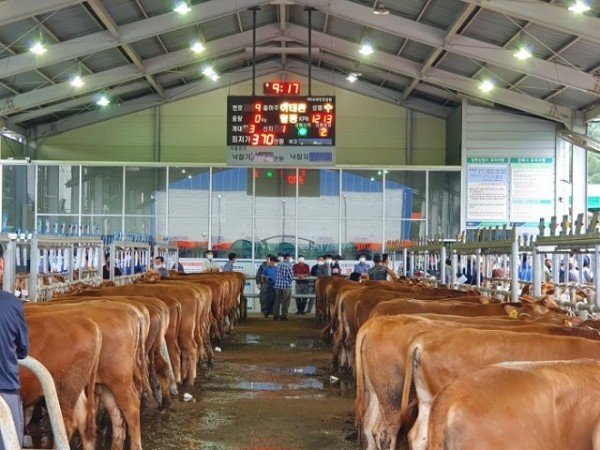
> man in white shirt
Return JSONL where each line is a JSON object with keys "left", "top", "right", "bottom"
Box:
{"left": 204, "top": 250, "right": 221, "bottom": 272}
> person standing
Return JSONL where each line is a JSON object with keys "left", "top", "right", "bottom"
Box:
{"left": 256, "top": 254, "right": 271, "bottom": 314}
{"left": 582, "top": 258, "right": 593, "bottom": 284}
{"left": 293, "top": 255, "right": 311, "bottom": 314}
{"left": 331, "top": 255, "right": 343, "bottom": 276}
{"left": 543, "top": 258, "right": 553, "bottom": 283}
{"left": 368, "top": 254, "right": 391, "bottom": 280}
{"left": 222, "top": 253, "right": 237, "bottom": 272}
{"left": 204, "top": 250, "right": 221, "bottom": 272}
{"left": 311, "top": 256, "right": 328, "bottom": 277}
{"left": 262, "top": 256, "right": 278, "bottom": 317}
{"left": 102, "top": 253, "right": 122, "bottom": 280}
{"left": 444, "top": 258, "right": 453, "bottom": 284}
{"left": 354, "top": 254, "right": 370, "bottom": 279}
{"left": 153, "top": 256, "right": 170, "bottom": 278}
{"left": 273, "top": 253, "right": 294, "bottom": 321}
{"left": 0, "top": 244, "right": 29, "bottom": 449}
{"left": 324, "top": 254, "right": 334, "bottom": 276}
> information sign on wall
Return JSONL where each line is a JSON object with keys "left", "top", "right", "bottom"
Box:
{"left": 509, "top": 157, "right": 554, "bottom": 226}
{"left": 466, "top": 157, "right": 509, "bottom": 226}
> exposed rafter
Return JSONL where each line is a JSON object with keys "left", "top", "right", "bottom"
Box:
{"left": 0, "top": 25, "right": 280, "bottom": 117}
{"left": 0, "top": 0, "right": 265, "bottom": 81}
{"left": 33, "top": 61, "right": 282, "bottom": 138}
{"left": 294, "top": 0, "right": 600, "bottom": 97}
{"left": 0, "top": 0, "right": 83, "bottom": 27}
{"left": 457, "top": 0, "right": 600, "bottom": 47}
{"left": 286, "top": 62, "right": 450, "bottom": 118}
{"left": 285, "top": 24, "right": 577, "bottom": 128}
{"left": 86, "top": 0, "right": 166, "bottom": 98}
{"left": 401, "top": 4, "right": 477, "bottom": 102}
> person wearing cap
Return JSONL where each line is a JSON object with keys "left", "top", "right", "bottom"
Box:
{"left": 354, "top": 254, "right": 370, "bottom": 279}
{"left": 204, "top": 250, "right": 220, "bottom": 272}
{"left": 331, "top": 255, "right": 343, "bottom": 276}
{"left": 293, "top": 255, "right": 311, "bottom": 314}
{"left": 0, "top": 244, "right": 29, "bottom": 449}
{"left": 273, "top": 253, "right": 294, "bottom": 320}
{"left": 222, "top": 253, "right": 237, "bottom": 272}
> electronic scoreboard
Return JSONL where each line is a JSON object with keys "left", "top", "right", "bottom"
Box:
{"left": 226, "top": 94, "right": 336, "bottom": 166}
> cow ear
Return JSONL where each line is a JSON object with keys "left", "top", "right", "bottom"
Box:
{"left": 503, "top": 305, "right": 519, "bottom": 319}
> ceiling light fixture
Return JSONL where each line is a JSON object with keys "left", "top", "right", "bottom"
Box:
{"left": 173, "top": 1, "right": 191, "bottom": 15}
{"left": 478, "top": 79, "right": 495, "bottom": 93}
{"left": 514, "top": 47, "right": 532, "bottom": 60}
{"left": 568, "top": 0, "right": 591, "bottom": 13}
{"left": 96, "top": 95, "right": 110, "bottom": 107}
{"left": 70, "top": 75, "right": 85, "bottom": 88}
{"left": 203, "top": 66, "right": 219, "bottom": 81}
{"left": 359, "top": 43, "right": 374, "bottom": 56}
{"left": 373, "top": 3, "right": 390, "bottom": 15}
{"left": 190, "top": 41, "right": 205, "bottom": 54}
{"left": 30, "top": 41, "right": 47, "bottom": 55}
{"left": 346, "top": 73, "right": 359, "bottom": 83}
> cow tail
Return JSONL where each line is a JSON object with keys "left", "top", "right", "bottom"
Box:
{"left": 400, "top": 342, "right": 421, "bottom": 425}
{"left": 86, "top": 326, "right": 102, "bottom": 444}
{"left": 354, "top": 323, "right": 369, "bottom": 431}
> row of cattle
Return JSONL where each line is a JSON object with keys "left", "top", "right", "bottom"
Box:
{"left": 315, "top": 277, "right": 600, "bottom": 450}
{"left": 20, "top": 271, "right": 244, "bottom": 450}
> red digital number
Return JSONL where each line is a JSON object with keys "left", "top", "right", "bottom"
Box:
{"left": 253, "top": 113, "right": 262, "bottom": 124}
{"left": 250, "top": 133, "right": 276, "bottom": 146}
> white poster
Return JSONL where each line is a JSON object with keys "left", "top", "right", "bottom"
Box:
{"left": 509, "top": 158, "right": 554, "bottom": 225}
{"left": 466, "top": 158, "right": 509, "bottom": 226}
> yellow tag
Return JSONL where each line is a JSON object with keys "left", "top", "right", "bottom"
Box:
{"left": 509, "top": 309, "right": 519, "bottom": 320}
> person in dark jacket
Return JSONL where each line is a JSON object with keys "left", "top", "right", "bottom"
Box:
{"left": 311, "top": 256, "right": 329, "bottom": 277}
{"left": 0, "top": 244, "right": 29, "bottom": 449}
{"left": 102, "top": 253, "right": 122, "bottom": 280}
{"left": 153, "top": 256, "right": 170, "bottom": 278}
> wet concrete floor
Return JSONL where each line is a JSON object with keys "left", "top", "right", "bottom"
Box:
{"left": 142, "top": 316, "right": 359, "bottom": 450}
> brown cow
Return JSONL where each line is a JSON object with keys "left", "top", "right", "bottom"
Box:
{"left": 402, "top": 329, "right": 600, "bottom": 450}
{"left": 428, "top": 359, "right": 600, "bottom": 450}
{"left": 22, "top": 312, "right": 102, "bottom": 450}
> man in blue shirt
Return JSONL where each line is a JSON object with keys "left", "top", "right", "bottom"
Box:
{"left": 262, "top": 256, "right": 278, "bottom": 318}
{"left": 0, "top": 244, "right": 29, "bottom": 449}
{"left": 222, "top": 253, "right": 237, "bottom": 272}
{"left": 354, "top": 254, "right": 370, "bottom": 279}
{"left": 273, "top": 253, "right": 294, "bottom": 320}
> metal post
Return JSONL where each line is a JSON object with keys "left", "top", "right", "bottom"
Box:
{"left": 595, "top": 245, "right": 600, "bottom": 307}
{"left": 110, "top": 242, "right": 116, "bottom": 281}
{"left": 208, "top": 167, "right": 213, "bottom": 250}
{"left": 0, "top": 395, "right": 20, "bottom": 450}
{"left": 511, "top": 236, "right": 520, "bottom": 303}
{"left": 475, "top": 249, "right": 481, "bottom": 288}
{"left": 29, "top": 236, "right": 39, "bottom": 302}
{"left": 250, "top": 7, "right": 260, "bottom": 96}
{"left": 440, "top": 245, "right": 447, "bottom": 285}
{"left": 306, "top": 7, "right": 315, "bottom": 96}
{"left": 67, "top": 244, "right": 74, "bottom": 282}
{"left": 532, "top": 248, "right": 541, "bottom": 297}
{"left": 409, "top": 251, "right": 415, "bottom": 276}
{"left": 402, "top": 248, "right": 408, "bottom": 276}
{"left": 451, "top": 252, "right": 458, "bottom": 285}
{"left": 3, "top": 240, "right": 16, "bottom": 294}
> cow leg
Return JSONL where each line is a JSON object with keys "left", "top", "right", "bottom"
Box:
{"left": 361, "top": 381, "right": 380, "bottom": 450}
{"left": 74, "top": 392, "right": 95, "bottom": 450}
{"left": 185, "top": 343, "right": 199, "bottom": 387}
{"left": 110, "top": 385, "right": 142, "bottom": 450}
{"left": 407, "top": 388, "right": 433, "bottom": 450}
{"left": 159, "top": 337, "right": 178, "bottom": 395}
{"left": 99, "top": 389, "right": 126, "bottom": 450}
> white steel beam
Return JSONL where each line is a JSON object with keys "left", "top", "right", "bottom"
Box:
{"left": 0, "top": 25, "right": 280, "bottom": 116}
{"left": 457, "top": 0, "right": 600, "bottom": 47}
{"left": 286, "top": 24, "right": 576, "bottom": 128}
{"left": 86, "top": 0, "right": 166, "bottom": 98}
{"left": 11, "top": 52, "right": 254, "bottom": 124}
{"left": 0, "top": 0, "right": 265, "bottom": 80}
{"left": 295, "top": 0, "right": 600, "bottom": 96}
{"left": 33, "top": 61, "right": 281, "bottom": 138}
{"left": 287, "top": 62, "right": 450, "bottom": 118}
{"left": 0, "top": 0, "right": 83, "bottom": 27}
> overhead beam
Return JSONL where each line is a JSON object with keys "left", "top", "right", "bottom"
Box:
{"left": 457, "top": 0, "right": 600, "bottom": 47}
{"left": 0, "top": 0, "right": 83, "bottom": 27}
{"left": 11, "top": 52, "right": 254, "bottom": 124}
{"left": 295, "top": 0, "right": 600, "bottom": 96}
{"left": 285, "top": 24, "right": 576, "bottom": 128}
{"left": 0, "top": 0, "right": 265, "bottom": 80}
{"left": 401, "top": 4, "right": 476, "bottom": 102}
{"left": 0, "top": 25, "right": 280, "bottom": 116}
{"left": 287, "top": 62, "right": 450, "bottom": 118}
{"left": 86, "top": 0, "right": 166, "bottom": 98}
{"left": 33, "top": 61, "right": 281, "bottom": 138}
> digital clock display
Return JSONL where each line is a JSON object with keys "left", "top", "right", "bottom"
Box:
{"left": 227, "top": 96, "right": 336, "bottom": 147}
{"left": 263, "top": 81, "right": 302, "bottom": 95}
